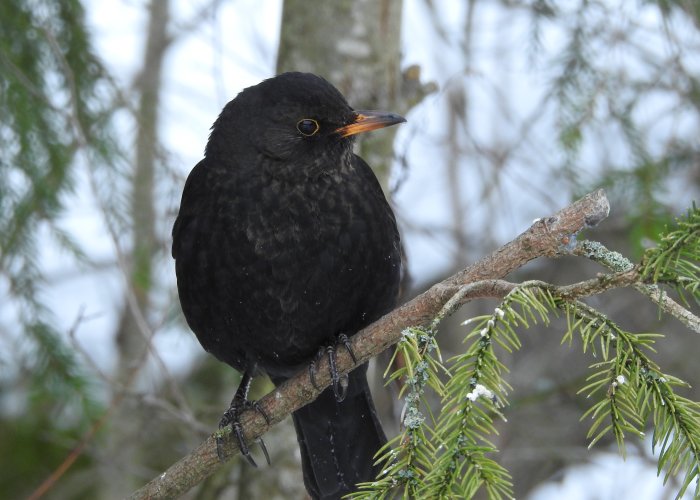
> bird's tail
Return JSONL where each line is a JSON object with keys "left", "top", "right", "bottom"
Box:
{"left": 291, "top": 363, "right": 387, "bottom": 500}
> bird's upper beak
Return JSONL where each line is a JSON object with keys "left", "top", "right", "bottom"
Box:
{"left": 334, "top": 110, "right": 406, "bottom": 138}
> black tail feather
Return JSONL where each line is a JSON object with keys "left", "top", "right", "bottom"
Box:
{"left": 290, "top": 364, "right": 386, "bottom": 500}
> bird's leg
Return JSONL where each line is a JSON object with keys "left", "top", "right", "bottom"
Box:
{"left": 217, "top": 371, "right": 271, "bottom": 466}
{"left": 308, "top": 333, "right": 358, "bottom": 403}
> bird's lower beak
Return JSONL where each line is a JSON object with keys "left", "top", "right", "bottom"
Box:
{"left": 334, "top": 110, "right": 406, "bottom": 138}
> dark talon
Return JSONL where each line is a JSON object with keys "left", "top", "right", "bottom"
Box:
{"left": 308, "top": 334, "right": 357, "bottom": 402}
{"left": 234, "top": 418, "right": 257, "bottom": 466}
{"left": 257, "top": 437, "right": 271, "bottom": 465}
{"left": 250, "top": 402, "right": 271, "bottom": 465}
{"left": 251, "top": 400, "right": 271, "bottom": 425}
{"left": 216, "top": 371, "right": 269, "bottom": 466}
{"left": 327, "top": 344, "right": 348, "bottom": 402}
{"left": 337, "top": 333, "right": 357, "bottom": 364}
{"left": 309, "top": 363, "right": 320, "bottom": 391}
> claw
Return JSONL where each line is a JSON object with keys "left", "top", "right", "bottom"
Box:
{"left": 327, "top": 344, "right": 349, "bottom": 402}
{"left": 217, "top": 405, "right": 256, "bottom": 465}
{"left": 337, "top": 333, "right": 358, "bottom": 364}
{"left": 257, "top": 437, "right": 271, "bottom": 466}
{"left": 309, "top": 358, "right": 322, "bottom": 392}
{"left": 307, "top": 334, "right": 357, "bottom": 402}
{"left": 251, "top": 400, "right": 271, "bottom": 425}
{"left": 216, "top": 372, "right": 270, "bottom": 466}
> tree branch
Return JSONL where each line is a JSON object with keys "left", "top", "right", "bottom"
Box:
{"left": 575, "top": 240, "right": 700, "bottom": 333}
{"left": 128, "top": 189, "right": 610, "bottom": 499}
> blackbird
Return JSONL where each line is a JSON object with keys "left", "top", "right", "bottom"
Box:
{"left": 172, "top": 72, "right": 404, "bottom": 499}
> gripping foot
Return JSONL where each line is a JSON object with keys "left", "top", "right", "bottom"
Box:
{"left": 308, "top": 333, "right": 358, "bottom": 402}
{"left": 216, "top": 372, "right": 271, "bottom": 466}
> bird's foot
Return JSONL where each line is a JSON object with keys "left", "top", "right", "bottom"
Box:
{"left": 308, "top": 333, "right": 358, "bottom": 402}
{"left": 217, "top": 397, "right": 271, "bottom": 466}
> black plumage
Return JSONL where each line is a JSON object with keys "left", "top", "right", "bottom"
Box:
{"left": 172, "top": 72, "right": 404, "bottom": 499}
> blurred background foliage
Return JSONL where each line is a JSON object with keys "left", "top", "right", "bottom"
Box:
{"left": 1, "top": 1, "right": 112, "bottom": 497}
{"left": 1, "top": 0, "right": 699, "bottom": 498}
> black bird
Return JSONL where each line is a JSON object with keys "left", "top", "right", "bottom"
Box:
{"left": 172, "top": 72, "right": 404, "bottom": 499}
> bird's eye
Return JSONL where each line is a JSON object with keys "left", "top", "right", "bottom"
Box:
{"left": 296, "top": 118, "right": 320, "bottom": 137}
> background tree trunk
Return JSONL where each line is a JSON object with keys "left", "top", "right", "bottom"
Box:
{"left": 277, "top": 0, "right": 404, "bottom": 184}
{"left": 102, "top": 0, "right": 170, "bottom": 495}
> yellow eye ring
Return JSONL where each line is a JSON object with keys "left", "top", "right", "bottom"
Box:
{"left": 296, "top": 118, "right": 320, "bottom": 136}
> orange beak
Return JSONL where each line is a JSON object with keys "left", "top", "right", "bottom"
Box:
{"left": 334, "top": 110, "right": 406, "bottom": 138}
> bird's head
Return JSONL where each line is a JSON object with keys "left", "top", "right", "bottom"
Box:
{"left": 205, "top": 72, "right": 405, "bottom": 175}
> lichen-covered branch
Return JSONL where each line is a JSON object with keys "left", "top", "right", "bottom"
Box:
{"left": 575, "top": 240, "right": 700, "bottom": 334}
